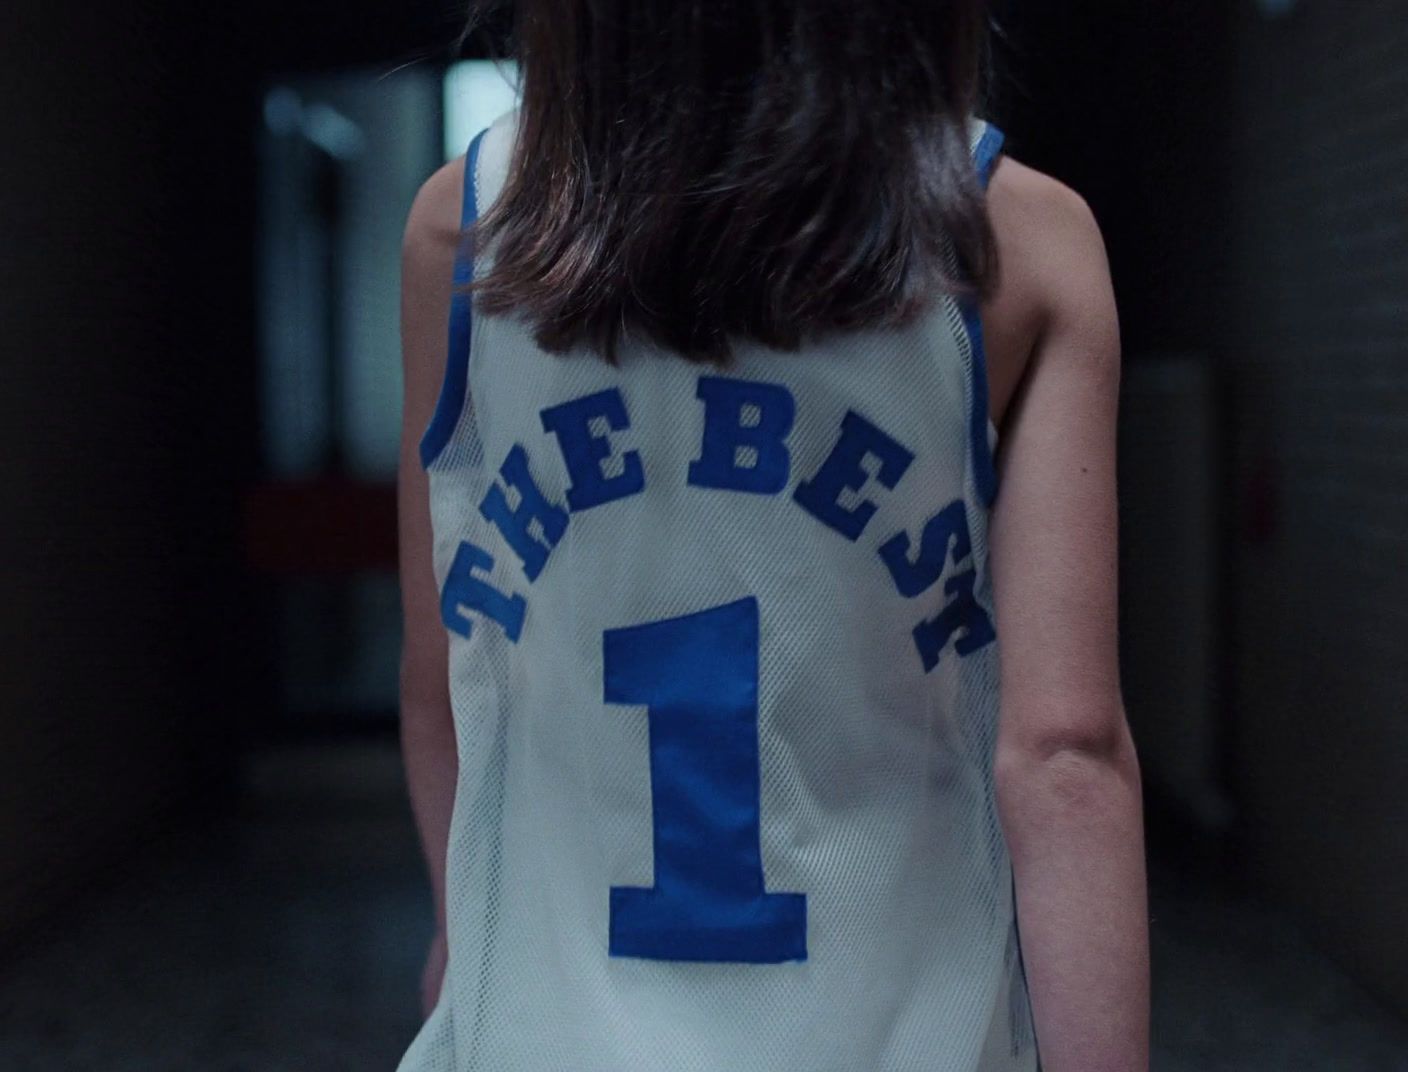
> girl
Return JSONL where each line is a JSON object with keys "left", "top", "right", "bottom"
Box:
{"left": 397, "top": 2, "right": 1149, "bottom": 1070}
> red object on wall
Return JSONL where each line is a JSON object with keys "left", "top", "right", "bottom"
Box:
{"left": 242, "top": 479, "right": 398, "bottom": 575}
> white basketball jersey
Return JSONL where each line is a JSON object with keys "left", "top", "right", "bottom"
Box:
{"left": 399, "top": 109, "right": 1040, "bottom": 1072}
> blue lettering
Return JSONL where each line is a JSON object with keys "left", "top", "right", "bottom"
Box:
{"left": 688, "top": 376, "right": 795, "bottom": 495}
{"left": 540, "top": 389, "right": 645, "bottom": 511}
{"left": 604, "top": 598, "right": 807, "bottom": 962}
{"left": 912, "top": 569, "right": 995, "bottom": 671}
{"left": 878, "top": 500, "right": 972, "bottom": 598}
{"left": 793, "top": 411, "right": 914, "bottom": 541}
{"left": 441, "top": 540, "right": 527, "bottom": 643}
{"left": 478, "top": 444, "right": 569, "bottom": 581}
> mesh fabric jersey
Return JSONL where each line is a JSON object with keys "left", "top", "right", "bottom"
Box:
{"left": 398, "top": 109, "right": 1040, "bottom": 1072}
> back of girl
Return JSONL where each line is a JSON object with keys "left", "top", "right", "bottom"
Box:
{"left": 397, "top": 3, "right": 1151, "bottom": 1071}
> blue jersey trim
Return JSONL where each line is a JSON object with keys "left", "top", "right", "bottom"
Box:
{"left": 419, "top": 128, "right": 488, "bottom": 469}
{"left": 963, "top": 123, "right": 1005, "bottom": 507}
{"left": 973, "top": 123, "right": 1005, "bottom": 189}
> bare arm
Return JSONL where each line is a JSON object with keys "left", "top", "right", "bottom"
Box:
{"left": 987, "top": 170, "right": 1151, "bottom": 1071}
{"left": 398, "top": 158, "right": 467, "bottom": 1010}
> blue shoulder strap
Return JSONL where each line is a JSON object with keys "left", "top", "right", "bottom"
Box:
{"left": 420, "top": 127, "right": 489, "bottom": 469}
{"left": 961, "top": 122, "right": 1005, "bottom": 507}
{"left": 973, "top": 123, "right": 1005, "bottom": 191}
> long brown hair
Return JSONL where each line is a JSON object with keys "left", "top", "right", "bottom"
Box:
{"left": 464, "top": 0, "right": 996, "bottom": 365}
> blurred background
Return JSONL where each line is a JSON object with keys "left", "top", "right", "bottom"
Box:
{"left": 0, "top": 0, "right": 1404, "bottom": 1068}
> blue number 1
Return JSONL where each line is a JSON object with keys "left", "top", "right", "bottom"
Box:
{"left": 603, "top": 597, "right": 808, "bottom": 963}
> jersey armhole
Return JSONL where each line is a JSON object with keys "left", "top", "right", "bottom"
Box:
{"left": 419, "top": 127, "right": 489, "bottom": 470}
{"left": 962, "top": 122, "right": 1005, "bottom": 508}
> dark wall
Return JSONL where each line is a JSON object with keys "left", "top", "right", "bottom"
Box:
{"left": 0, "top": 2, "right": 242, "bottom": 941}
{"left": 1219, "top": 0, "right": 1408, "bottom": 1017}
{"left": 991, "top": 0, "right": 1235, "bottom": 356}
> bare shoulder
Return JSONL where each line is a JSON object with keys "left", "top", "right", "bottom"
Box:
{"left": 988, "top": 157, "right": 1104, "bottom": 259}
{"left": 987, "top": 156, "right": 1116, "bottom": 342}
{"left": 401, "top": 155, "right": 467, "bottom": 409}
{"left": 981, "top": 155, "right": 1119, "bottom": 424}
{"left": 403, "top": 155, "right": 467, "bottom": 273}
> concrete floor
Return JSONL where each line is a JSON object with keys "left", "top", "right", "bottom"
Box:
{"left": 0, "top": 740, "right": 1403, "bottom": 1071}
